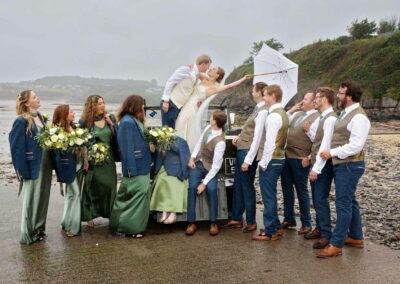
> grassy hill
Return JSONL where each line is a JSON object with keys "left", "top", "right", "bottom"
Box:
{"left": 221, "top": 31, "right": 400, "bottom": 115}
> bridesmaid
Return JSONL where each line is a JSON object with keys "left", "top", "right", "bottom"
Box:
{"left": 52, "top": 105, "right": 86, "bottom": 237}
{"left": 110, "top": 95, "right": 152, "bottom": 238}
{"left": 150, "top": 136, "right": 190, "bottom": 224}
{"left": 9, "top": 90, "right": 53, "bottom": 245}
{"left": 79, "top": 95, "right": 117, "bottom": 227}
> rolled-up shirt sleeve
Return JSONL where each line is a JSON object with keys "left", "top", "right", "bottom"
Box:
{"left": 330, "top": 114, "right": 370, "bottom": 159}
{"left": 202, "top": 141, "right": 225, "bottom": 185}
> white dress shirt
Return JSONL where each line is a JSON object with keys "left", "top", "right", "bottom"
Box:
{"left": 330, "top": 103, "right": 371, "bottom": 159}
{"left": 244, "top": 101, "right": 268, "bottom": 165}
{"left": 191, "top": 125, "right": 226, "bottom": 185}
{"left": 259, "top": 103, "right": 284, "bottom": 170}
{"left": 311, "top": 107, "right": 336, "bottom": 174}
{"left": 162, "top": 64, "right": 199, "bottom": 101}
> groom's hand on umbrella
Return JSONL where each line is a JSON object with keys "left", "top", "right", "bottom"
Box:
{"left": 162, "top": 101, "right": 170, "bottom": 113}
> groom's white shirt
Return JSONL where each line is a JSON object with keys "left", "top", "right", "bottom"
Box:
{"left": 161, "top": 65, "right": 199, "bottom": 106}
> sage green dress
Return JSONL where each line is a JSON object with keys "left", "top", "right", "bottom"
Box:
{"left": 61, "top": 160, "right": 83, "bottom": 235}
{"left": 20, "top": 148, "right": 53, "bottom": 245}
{"left": 150, "top": 166, "right": 188, "bottom": 213}
{"left": 110, "top": 120, "right": 151, "bottom": 234}
{"left": 81, "top": 124, "right": 117, "bottom": 221}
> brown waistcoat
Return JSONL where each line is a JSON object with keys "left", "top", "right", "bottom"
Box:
{"left": 195, "top": 128, "right": 225, "bottom": 171}
{"left": 310, "top": 111, "right": 337, "bottom": 165}
{"left": 331, "top": 107, "right": 368, "bottom": 165}
{"left": 285, "top": 111, "right": 320, "bottom": 158}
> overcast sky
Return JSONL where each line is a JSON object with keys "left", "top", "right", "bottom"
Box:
{"left": 1, "top": 0, "right": 399, "bottom": 84}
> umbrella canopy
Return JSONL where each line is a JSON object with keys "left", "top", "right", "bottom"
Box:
{"left": 253, "top": 44, "right": 299, "bottom": 107}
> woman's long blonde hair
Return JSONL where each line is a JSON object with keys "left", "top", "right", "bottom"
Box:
{"left": 81, "top": 95, "right": 104, "bottom": 128}
{"left": 16, "top": 90, "right": 34, "bottom": 133}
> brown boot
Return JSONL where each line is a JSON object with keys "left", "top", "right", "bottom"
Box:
{"left": 344, "top": 237, "right": 364, "bottom": 248}
{"left": 313, "top": 237, "right": 330, "bottom": 249}
{"left": 252, "top": 230, "right": 279, "bottom": 241}
{"left": 209, "top": 224, "right": 219, "bottom": 236}
{"left": 298, "top": 226, "right": 312, "bottom": 235}
{"left": 221, "top": 220, "right": 243, "bottom": 229}
{"left": 316, "top": 244, "right": 342, "bottom": 258}
{"left": 242, "top": 224, "right": 257, "bottom": 233}
{"left": 304, "top": 228, "right": 321, "bottom": 240}
{"left": 281, "top": 221, "right": 297, "bottom": 229}
{"left": 185, "top": 224, "right": 197, "bottom": 236}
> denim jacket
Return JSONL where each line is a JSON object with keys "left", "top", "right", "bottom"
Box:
{"left": 9, "top": 115, "right": 44, "bottom": 180}
{"left": 117, "top": 115, "right": 151, "bottom": 177}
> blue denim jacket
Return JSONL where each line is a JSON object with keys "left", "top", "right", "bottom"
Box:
{"left": 155, "top": 137, "right": 190, "bottom": 181}
{"left": 9, "top": 116, "right": 43, "bottom": 180}
{"left": 53, "top": 150, "right": 77, "bottom": 183}
{"left": 117, "top": 115, "right": 151, "bottom": 177}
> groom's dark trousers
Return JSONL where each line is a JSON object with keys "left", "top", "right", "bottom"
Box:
{"left": 161, "top": 100, "right": 180, "bottom": 128}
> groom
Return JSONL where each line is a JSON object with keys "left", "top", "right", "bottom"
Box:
{"left": 161, "top": 54, "right": 212, "bottom": 128}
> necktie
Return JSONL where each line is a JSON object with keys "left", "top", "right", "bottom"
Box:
{"left": 336, "top": 110, "right": 346, "bottom": 125}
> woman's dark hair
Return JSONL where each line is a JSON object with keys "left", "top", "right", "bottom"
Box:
{"left": 216, "top": 67, "right": 225, "bottom": 83}
{"left": 117, "top": 95, "right": 145, "bottom": 122}
{"left": 254, "top": 82, "right": 268, "bottom": 95}
{"left": 81, "top": 95, "right": 105, "bottom": 128}
{"left": 53, "top": 104, "right": 73, "bottom": 132}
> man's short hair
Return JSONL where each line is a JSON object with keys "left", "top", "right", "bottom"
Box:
{"left": 265, "top": 84, "right": 283, "bottom": 102}
{"left": 212, "top": 111, "right": 227, "bottom": 129}
{"left": 340, "top": 80, "right": 363, "bottom": 102}
{"left": 316, "top": 87, "right": 335, "bottom": 105}
{"left": 196, "top": 54, "right": 212, "bottom": 66}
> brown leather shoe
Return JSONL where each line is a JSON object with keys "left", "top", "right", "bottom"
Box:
{"left": 344, "top": 237, "right": 364, "bottom": 248}
{"left": 313, "top": 237, "right": 330, "bottom": 249}
{"left": 242, "top": 224, "right": 257, "bottom": 233}
{"left": 298, "top": 226, "right": 312, "bottom": 235}
{"left": 276, "top": 229, "right": 284, "bottom": 236}
{"left": 209, "top": 224, "right": 219, "bottom": 236}
{"left": 304, "top": 228, "right": 321, "bottom": 240}
{"left": 221, "top": 220, "right": 243, "bottom": 229}
{"left": 252, "top": 230, "right": 279, "bottom": 241}
{"left": 185, "top": 224, "right": 197, "bottom": 236}
{"left": 281, "top": 221, "right": 297, "bottom": 229}
{"left": 316, "top": 244, "right": 342, "bottom": 258}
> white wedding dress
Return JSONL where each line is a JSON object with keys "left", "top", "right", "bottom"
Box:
{"left": 175, "top": 82, "right": 216, "bottom": 152}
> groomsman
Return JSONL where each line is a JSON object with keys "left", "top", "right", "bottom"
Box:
{"left": 186, "top": 111, "right": 227, "bottom": 236}
{"left": 317, "top": 81, "right": 370, "bottom": 258}
{"left": 304, "top": 87, "right": 337, "bottom": 248}
{"left": 223, "top": 82, "right": 269, "bottom": 232}
{"left": 252, "top": 85, "right": 289, "bottom": 241}
{"left": 161, "top": 54, "right": 212, "bottom": 128}
{"left": 281, "top": 92, "right": 319, "bottom": 234}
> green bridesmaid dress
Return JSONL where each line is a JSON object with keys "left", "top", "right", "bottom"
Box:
{"left": 110, "top": 119, "right": 151, "bottom": 234}
{"left": 81, "top": 124, "right": 117, "bottom": 221}
{"left": 20, "top": 148, "right": 53, "bottom": 245}
{"left": 61, "top": 160, "right": 83, "bottom": 235}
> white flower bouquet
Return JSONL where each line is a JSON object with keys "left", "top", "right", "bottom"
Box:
{"left": 87, "top": 142, "right": 110, "bottom": 166}
{"left": 36, "top": 124, "right": 70, "bottom": 151}
{"left": 145, "top": 126, "right": 178, "bottom": 152}
{"left": 67, "top": 124, "right": 93, "bottom": 153}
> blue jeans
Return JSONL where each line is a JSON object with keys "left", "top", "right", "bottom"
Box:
{"left": 281, "top": 158, "right": 312, "bottom": 227}
{"left": 310, "top": 160, "right": 333, "bottom": 238}
{"left": 330, "top": 161, "right": 365, "bottom": 248}
{"left": 160, "top": 100, "right": 180, "bottom": 128}
{"left": 259, "top": 159, "right": 285, "bottom": 236}
{"left": 231, "top": 149, "right": 257, "bottom": 224}
{"left": 187, "top": 162, "right": 219, "bottom": 223}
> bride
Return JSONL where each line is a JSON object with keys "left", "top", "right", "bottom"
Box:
{"left": 175, "top": 66, "right": 250, "bottom": 151}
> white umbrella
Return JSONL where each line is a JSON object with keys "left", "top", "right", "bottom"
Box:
{"left": 253, "top": 44, "right": 299, "bottom": 107}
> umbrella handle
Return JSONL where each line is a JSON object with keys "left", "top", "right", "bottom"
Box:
{"left": 252, "top": 67, "right": 297, "bottom": 77}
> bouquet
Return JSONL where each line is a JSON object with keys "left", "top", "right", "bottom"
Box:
{"left": 87, "top": 143, "right": 110, "bottom": 166}
{"left": 67, "top": 124, "right": 93, "bottom": 153}
{"left": 36, "top": 124, "right": 70, "bottom": 151}
{"left": 145, "top": 126, "right": 178, "bottom": 152}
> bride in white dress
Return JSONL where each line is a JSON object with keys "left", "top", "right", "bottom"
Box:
{"left": 175, "top": 66, "right": 250, "bottom": 151}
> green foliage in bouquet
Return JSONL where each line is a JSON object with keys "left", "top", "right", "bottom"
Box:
{"left": 36, "top": 124, "right": 70, "bottom": 151}
{"left": 87, "top": 143, "right": 110, "bottom": 166}
{"left": 144, "top": 126, "right": 178, "bottom": 152}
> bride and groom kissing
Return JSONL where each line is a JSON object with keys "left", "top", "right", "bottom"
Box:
{"left": 160, "top": 54, "right": 251, "bottom": 151}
